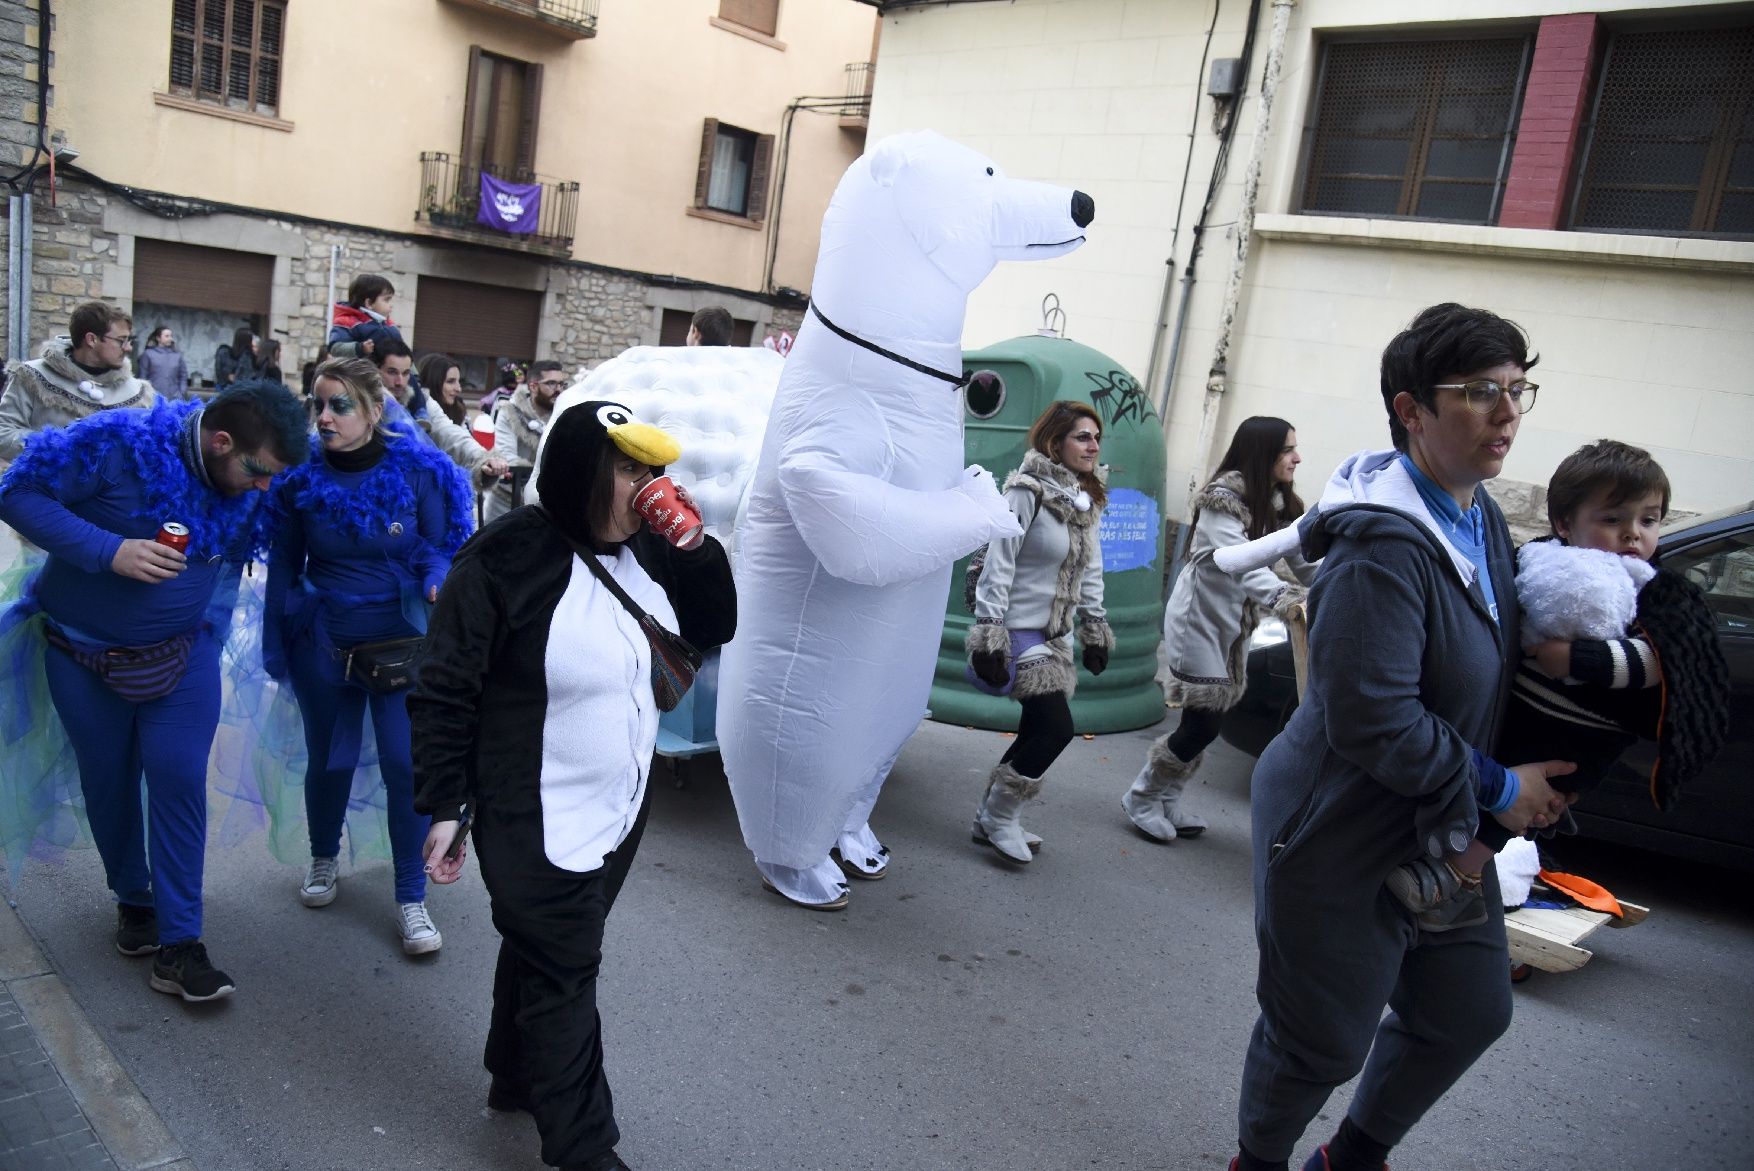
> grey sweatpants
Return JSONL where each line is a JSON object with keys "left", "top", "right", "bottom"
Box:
{"left": 1238, "top": 865, "right": 1513, "bottom": 1160}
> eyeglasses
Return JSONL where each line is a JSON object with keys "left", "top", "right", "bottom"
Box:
{"left": 1430, "top": 380, "right": 1539, "bottom": 416}
{"left": 537, "top": 379, "right": 568, "bottom": 390}
{"left": 1067, "top": 430, "right": 1101, "bottom": 444}
{"left": 103, "top": 333, "right": 136, "bottom": 346}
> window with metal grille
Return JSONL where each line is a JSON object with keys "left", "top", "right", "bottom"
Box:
{"left": 1570, "top": 24, "right": 1754, "bottom": 239}
{"left": 169, "top": 0, "right": 287, "bottom": 115}
{"left": 1300, "top": 37, "right": 1530, "bottom": 224}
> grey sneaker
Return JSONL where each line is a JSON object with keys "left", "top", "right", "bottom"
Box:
{"left": 1386, "top": 858, "right": 1487, "bottom": 932}
{"left": 398, "top": 902, "right": 442, "bottom": 955}
{"left": 300, "top": 857, "right": 339, "bottom": 907}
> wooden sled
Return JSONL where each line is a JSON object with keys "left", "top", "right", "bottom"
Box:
{"left": 1505, "top": 899, "right": 1650, "bottom": 974}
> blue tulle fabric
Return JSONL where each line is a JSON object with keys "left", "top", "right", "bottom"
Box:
{"left": 0, "top": 544, "right": 85, "bottom": 891}
{"left": 211, "top": 569, "right": 397, "bottom": 867}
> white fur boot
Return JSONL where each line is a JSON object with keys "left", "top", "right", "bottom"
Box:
{"left": 973, "top": 762, "right": 1041, "bottom": 864}
{"left": 1122, "top": 738, "right": 1207, "bottom": 842}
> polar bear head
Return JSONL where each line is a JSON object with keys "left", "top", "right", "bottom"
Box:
{"left": 824, "top": 131, "right": 1093, "bottom": 298}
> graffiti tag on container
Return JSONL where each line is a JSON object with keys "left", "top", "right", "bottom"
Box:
{"left": 1084, "top": 369, "right": 1157, "bottom": 426}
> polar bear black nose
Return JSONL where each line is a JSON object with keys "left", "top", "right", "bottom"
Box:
{"left": 1070, "top": 191, "right": 1095, "bottom": 228}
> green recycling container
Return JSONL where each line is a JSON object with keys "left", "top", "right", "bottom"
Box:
{"left": 930, "top": 334, "right": 1168, "bottom": 734}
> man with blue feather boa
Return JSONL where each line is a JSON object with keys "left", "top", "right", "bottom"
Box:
{"left": 0, "top": 382, "right": 307, "bottom": 1002}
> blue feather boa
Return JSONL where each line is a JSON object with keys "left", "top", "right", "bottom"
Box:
{"left": 266, "top": 430, "right": 474, "bottom": 555}
{"left": 2, "top": 401, "right": 267, "bottom": 561}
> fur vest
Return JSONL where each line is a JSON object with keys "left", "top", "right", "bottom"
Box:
{"left": 968, "top": 449, "right": 1113, "bottom": 700}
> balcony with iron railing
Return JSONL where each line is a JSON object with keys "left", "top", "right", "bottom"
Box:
{"left": 438, "top": 0, "right": 598, "bottom": 40}
{"left": 416, "top": 152, "right": 581, "bottom": 255}
{"left": 842, "top": 61, "right": 874, "bottom": 129}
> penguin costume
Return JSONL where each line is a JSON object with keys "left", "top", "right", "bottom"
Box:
{"left": 409, "top": 400, "right": 735, "bottom": 1171}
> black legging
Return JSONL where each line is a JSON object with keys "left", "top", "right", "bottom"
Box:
{"left": 1166, "top": 706, "right": 1226, "bottom": 762}
{"left": 1000, "top": 692, "right": 1076, "bottom": 778}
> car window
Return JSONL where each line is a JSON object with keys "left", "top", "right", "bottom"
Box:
{"left": 1666, "top": 529, "right": 1754, "bottom": 635}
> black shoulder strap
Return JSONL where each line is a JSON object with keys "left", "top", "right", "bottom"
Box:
{"left": 535, "top": 506, "right": 653, "bottom": 623}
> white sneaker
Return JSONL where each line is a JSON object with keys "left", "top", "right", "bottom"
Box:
{"left": 300, "top": 857, "right": 340, "bottom": 907}
{"left": 398, "top": 901, "right": 442, "bottom": 955}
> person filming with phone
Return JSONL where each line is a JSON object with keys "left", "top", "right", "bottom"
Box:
{"left": 411, "top": 399, "right": 734, "bottom": 1171}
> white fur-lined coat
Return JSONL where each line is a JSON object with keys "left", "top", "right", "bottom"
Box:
{"left": 1163, "top": 471, "right": 1313, "bottom": 711}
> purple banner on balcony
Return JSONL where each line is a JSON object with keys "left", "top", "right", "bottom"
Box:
{"left": 476, "top": 172, "right": 542, "bottom": 235}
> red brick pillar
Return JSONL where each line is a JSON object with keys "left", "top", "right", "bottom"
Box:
{"left": 1498, "top": 13, "right": 1603, "bottom": 229}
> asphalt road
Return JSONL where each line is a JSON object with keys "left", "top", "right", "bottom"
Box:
{"left": 12, "top": 715, "right": 1754, "bottom": 1170}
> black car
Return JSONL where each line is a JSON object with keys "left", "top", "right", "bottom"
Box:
{"left": 1219, "top": 503, "right": 1754, "bottom": 870}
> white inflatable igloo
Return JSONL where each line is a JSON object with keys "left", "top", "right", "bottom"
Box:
{"left": 534, "top": 345, "right": 785, "bottom": 544}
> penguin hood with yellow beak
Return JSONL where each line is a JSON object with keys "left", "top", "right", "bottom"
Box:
{"left": 536, "top": 398, "right": 682, "bottom": 548}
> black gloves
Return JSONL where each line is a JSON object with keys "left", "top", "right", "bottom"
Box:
{"left": 1082, "top": 644, "right": 1109, "bottom": 675}
{"left": 971, "top": 648, "right": 1010, "bottom": 688}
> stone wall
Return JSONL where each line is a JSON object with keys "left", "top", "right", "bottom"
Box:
{"left": 1, "top": 0, "right": 43, "bottom": 362}
{"left": 548, "top": 267, "right": 655, "bottom": 373}
{"left": 22, "top": 182, "right": 114, "bottom": 351}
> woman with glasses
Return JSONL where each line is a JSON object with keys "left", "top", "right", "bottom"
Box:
{"left": 1121, "top": 415, "right": 1316, "bottom": 844}
{"left": 0, "top": 301, "right": 156, "bottom": 463}
{"left": 411, "top": 400, "right": 735, "bottom": 1171}
{"left": 965, "top": 400, "right": 1116, "bottom": 865}
{"left": 1228, "top": 304, "right": 1573, "bottom": 1171}
{"left": 259, "top": 356, "right": 473, "bottom": 955}
{"left": 484, "top": 359, "right": 567, "bottom": 522}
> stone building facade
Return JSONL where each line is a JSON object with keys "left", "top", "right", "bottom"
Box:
{"left": 10, "top": 176, "right": 805, "bottom": 387}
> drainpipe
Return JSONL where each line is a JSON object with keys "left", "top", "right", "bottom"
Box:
{"left": 8, "top": 193, "right": 32, "bottom": 362}
{"left": 325, "top": 242, "right": 342, "bottom": 342}
{"left": 1185, "top": 0, "right": 1298, "bottom": 510}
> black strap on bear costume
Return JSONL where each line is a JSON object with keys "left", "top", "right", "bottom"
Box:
{"left": 809, "top": 301, "right": 970, "bottom": 390}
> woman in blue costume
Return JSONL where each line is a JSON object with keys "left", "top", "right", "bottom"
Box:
{"left": 262, "top": 356, "right": 472, "bottom": 955}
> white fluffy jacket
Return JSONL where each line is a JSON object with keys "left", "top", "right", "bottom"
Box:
{"left": 1515, "top": 540, "right": 1655, "bottom": 648}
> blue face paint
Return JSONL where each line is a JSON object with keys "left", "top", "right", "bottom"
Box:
{"left": 308, "top": 392, "right": 357, "bottom": 417}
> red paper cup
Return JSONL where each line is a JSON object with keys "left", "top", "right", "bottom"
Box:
{"left": 633, "top": 475, "right": 703, "bottom": 547}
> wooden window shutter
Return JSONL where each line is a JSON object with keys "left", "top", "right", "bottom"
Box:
{"left": 747, "top": 132, "right": 775, "bottom": 221}
{"left": 695, "top": 118, "right": 719, "bottom": 208}
{"left": 720, "top": 0, "right": 778, "bottom": 37}
{"left": 133, "top": 239, "right": 273, "bottom": 314}
{"left": 517, "top": 61, "right": 543, "bottom": 179}
{"left": 415, "top": 277, "right": 542, "bottom": 360}
{"left": 460, "top": 45, "right": 483, "bottom": 160}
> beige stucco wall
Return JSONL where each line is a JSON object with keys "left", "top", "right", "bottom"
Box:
{"left": 869, "top": 0, "right": 1754, "bottom": 518}
{"left": 52, "top": 0, "right": 875, "bottom": 294}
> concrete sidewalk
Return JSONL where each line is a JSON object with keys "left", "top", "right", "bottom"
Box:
{"left": 0, "top": 900, "right": 194, "bottom": 1171}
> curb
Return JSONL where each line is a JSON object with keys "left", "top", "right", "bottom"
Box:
{"left": 0, "top": 900, "right": 196, "bottom": 1171}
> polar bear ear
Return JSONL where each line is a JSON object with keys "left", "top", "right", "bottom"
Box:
{"left": 866, "top": 137, "right": 911, "bottom": 188}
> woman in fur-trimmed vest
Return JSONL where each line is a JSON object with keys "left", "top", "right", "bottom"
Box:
{"left": 966, "top": 401, "right": 1115, "bottom": 864}
{"left": 1122, "top": 416, "right": 1315, "bottom": 843}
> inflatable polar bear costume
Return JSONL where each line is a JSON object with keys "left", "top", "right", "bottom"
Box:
{"left": 719, "top": 130, "right": 1095, "bottom": 907}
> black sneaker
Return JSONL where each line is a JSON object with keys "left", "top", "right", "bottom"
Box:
{"left": 115, "top": 904, "right": 159, "bottom": 956}
{"left": 149, "top": 941, "right": 236, "bottom": 1002}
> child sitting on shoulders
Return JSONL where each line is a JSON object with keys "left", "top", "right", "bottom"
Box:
{"left": 329, "top": 274, "right": 404, "bottom": 360}
{"left": 1389, "top": 439, "right": 1729, "bottom": 930}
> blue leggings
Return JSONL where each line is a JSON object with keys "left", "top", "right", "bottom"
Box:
{"left": 286, "top": 639, "right": 428, "bottom": 903}
{"left": 43, "top": 632, "right": 219, "bottom": 946}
